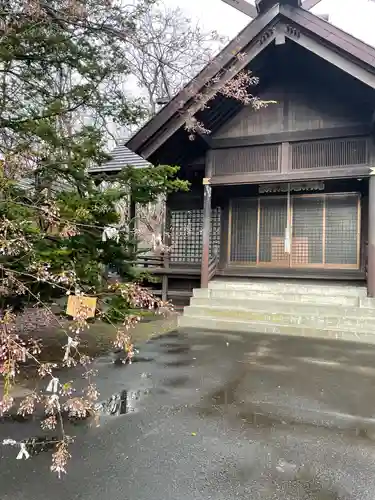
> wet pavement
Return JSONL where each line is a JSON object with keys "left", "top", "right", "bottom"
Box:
{"left": 2, "top": 330, "right": 375, "bottom": 499}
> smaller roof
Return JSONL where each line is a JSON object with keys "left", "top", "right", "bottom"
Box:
{"left": 89, "top": 143, "right": 151, "bottom": 173}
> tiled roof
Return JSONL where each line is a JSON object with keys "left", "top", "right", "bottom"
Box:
{"left": 17, "top": 176, "right": 72, "bottom": 193}
{"left": 89, "top": 143, "right": 151, "bottom": 173}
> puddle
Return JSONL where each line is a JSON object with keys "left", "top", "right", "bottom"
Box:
{"left": 355, "top": 426, "right": 375, "bottom": 441}
{"left": 210, "top": 375, "right": 244, "bottom": 406}
{"left": 95, "top": 389, "right": 145, "bottom": 416}
{"left": 111, "top": 349, "right": 154, "bottom": 365}
{"left": 24, "top": 436, "right": 60, "bottom": 456}
{"left": 238, "top": 409, "right": 288, "bottom": 428}
{"left": 149, "top": 331, "right": 180, "bottom": 342}
{"left": 162, "top": 375, "right": 189, "bottom": 387}
{"left": 132, "top": 356, "right": 154, "bottom": 363}
{"left": 190, "top": 344, "right": 211, "bottom": 352}
{"left": 197, "top": 399, "right": 289, "bottom": 429}
{"left": 2, "top": 436, "right": 60, "bottom": 458}
{"left": 0, "top": 413, "right": 34, "bottom": 424}
{"left": 162, "top": 345, "right": 190, "bottom": 354}
{"left": 164, "top": 358, "right": 193, "bottom": 367}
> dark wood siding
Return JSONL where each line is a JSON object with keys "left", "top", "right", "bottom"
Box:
{"left": 212, "top": 82, "right": 370, "bottom": 140}
{"left": 213, "top": 89, "right": 283, "bottom": 139}
{"left": 287, "top": 89, "right": 365, "bottom": 131}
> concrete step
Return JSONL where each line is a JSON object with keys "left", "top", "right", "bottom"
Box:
{"left": 359, "top": 297, "right": 375, "bottom": 309}
{"left": 183, "top": 305, "right": 375, "bottom": 332}
{"left": 178, "top": 315, "right": 374, "bottom": 344}
{"left": 190, "top": 297, "right": 375, "bottom": 319}
{"left": 208, "top": 279, "right": 367, "bottom": 298}
{"left": 193, "top": 288, "right": 361, "bottom": 307}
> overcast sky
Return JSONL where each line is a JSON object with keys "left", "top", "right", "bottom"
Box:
{"left": 163, "top": 0, "right": 375, "bottom": 46}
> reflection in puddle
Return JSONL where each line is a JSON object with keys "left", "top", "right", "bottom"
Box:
{"left": 163, "top": 375, "right": 189, "bottom": 387}
{"left": 163, "top": 345, "right": 190, "bottom": 354}
{"left": 164, "top": 358, "right": 192, "bottom": 367}
{"left": 95, "top": 389, "right": 144, "bottom": 416}
{"left": 210, "top": 376, "right": 243, "bottom": 406}
{"left": 355, "top": 426, "right": 375, "bottom": 441}
{"left": 238, "top": 409, "right": 288, "bottom": 428}
{"left": 148, "top": 331, "right": 181, "bottom": 343}
{"left": 132, "top": 356, "right": 154, "bottom": 363}
{"left": 2, "top": 436, "right": 60, "bottom": 458}
{"left": 111, "top": 349, "right": 154, "bottom": 365}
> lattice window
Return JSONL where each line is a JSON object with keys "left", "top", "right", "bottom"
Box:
{"left": 210, "top": 209, "right": 221, "bottom": 259}
{"left": 228, "top": 193, "right": 360, "bottom": 268}
{"left": 230, "top": 199, "right": 258, "bottom": 263}
{"left": 169, "top": 208, "right": 221, "bottom": 264}
{"left": 325, "top": 195, "right": 358, "bottom": 265}
{"left": 259, "top": 197, "right": 288, "bottom": 264}
{"left": 211, "top": 144, "right": 280, "bottom": 176}
{"left": 292, "top": 197, "right": 324, "bottom": 265}
{"left": 291, "top": 137, "right": 368, "bottom": 170}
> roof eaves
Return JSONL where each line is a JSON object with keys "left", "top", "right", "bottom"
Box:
{"left": 281, "top": 5, "right": 375, "bottom": 69}
{"left": 88, "top": 144, "right": 152, "bottom": 174}
{"left": 126, "top": 3, "right": 280, "bottom": 155}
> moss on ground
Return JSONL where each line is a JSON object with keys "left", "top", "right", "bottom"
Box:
{"left": 1, "top": 313, "right": 178, "bottom": 399}
{"left": 16, "top": 313, "right": 178, "bottom": 381}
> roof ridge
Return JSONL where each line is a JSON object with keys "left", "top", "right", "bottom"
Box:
{"left": 127, "top": 3, "right": 375, "bottom": 159}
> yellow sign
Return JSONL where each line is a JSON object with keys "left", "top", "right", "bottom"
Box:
{"left": 66, "top": 296, "right": 97, "bottom": 319}
{"left": 202, "top": 177, "right": 211, "bottom": 185}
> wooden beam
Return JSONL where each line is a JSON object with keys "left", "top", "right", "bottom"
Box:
{"left": 280, "top": 142, "right": 290, "bottom": 173}
{"left": 140, "top": 29, "right": 278, "bottom": 159}
{"left": 216, "top": 267, "right": 365, "bottom": 280}
{"left": 201, "top": 180, "right": 212, "bottom": 288}
{"left": 221, "top": 0, "right": 257, "bottom": 18}
{"left": 285, "top": 30, "right": 375, "bottom": 90}
{"left": 149, "top": 267, "right": 201, "bottom": 276}
{"left": 211, "top": 125, "right": 372, "bottom": 148}
{"left": 301, "top": 0, "right": 322, "bottom": 10}
{"left": 281, "top": 5, "right": 375, "bottom": 69}
{"left": 196, "top": 132, "right": 212, "bottom": 147}
{"left": 369, "top": 172, "right": 375, "bottom": 296}
{"left": 209, "top": 166, "right": 371, "bottom": 186}
{"left": 163, "top": 206, "right": 171, "bottom": 301}
{"left": 201, "top": 151, "right": 214, "bottom": 288}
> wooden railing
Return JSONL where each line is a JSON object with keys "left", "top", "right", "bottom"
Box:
{"left": 208, "top": 251, "right": 219, "bottom": 282}
{"left": 135, "top": 255, "right": 166, "bottom": 268}
{"left": 135, "top": 254, "right": 168, "bottom": 301}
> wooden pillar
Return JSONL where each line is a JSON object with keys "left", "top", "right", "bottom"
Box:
{"left": 161, "top": 204, "right": 170, "bottom": 302}
{"left": 161, "top": 275, "right": 168, "bottom": 302}
{"left": 201, "top": 179, "right": 212, "bottom": 288}
{"left": 129, "top": 198, "right": 137, "bottom": 258}
{"left": 368, "top": 174, "right": 375, "bottom": 296}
